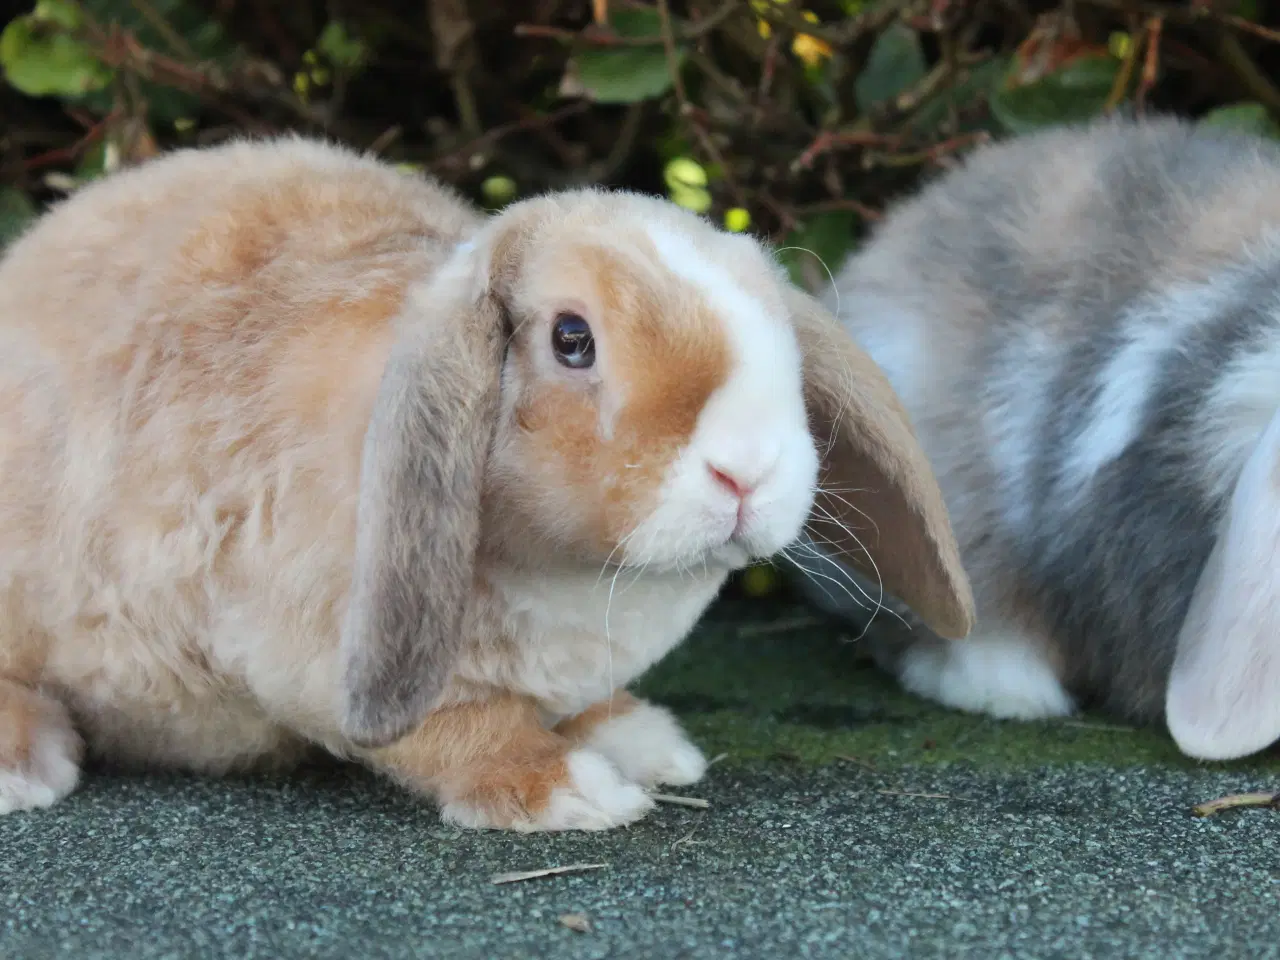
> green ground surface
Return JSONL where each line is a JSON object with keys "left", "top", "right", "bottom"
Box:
{"left": 4, "top": 598, "right": 1279, "bottom": 958}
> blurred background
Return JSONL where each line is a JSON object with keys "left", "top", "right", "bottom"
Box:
{"left": 1, "top": 0, "right": 1278, "bottom": 602}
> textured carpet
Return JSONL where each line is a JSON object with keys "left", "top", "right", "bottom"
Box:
{"left": 5, "top": 599, "right": 1278, "bottom": 959}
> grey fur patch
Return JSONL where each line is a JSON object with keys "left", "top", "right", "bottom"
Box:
{"left": 338, "top": 293, "right": 505, "bottom": 748}
{"left": 1030, "top": 265, "right": 1278, "bottom": 722}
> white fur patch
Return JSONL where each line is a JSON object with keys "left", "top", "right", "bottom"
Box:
{"left": 582, "top": 701, "right": 707, "bottom": 787}
{"left": 843, "top": 294, "right": 932, "bottom": 410}
{"left": 626, "top": 225, "right": 819, "bottom": 568}
{"left": 439, "top": 748, "right": 653, "bottom": 832}
{"left": 984, "top": 322, "right": 1061, "bottom": 533}
{"left": 1060, "top": 286, "right": 1224, "bottom": 500}
{"left": 898, "top": 629, "right": 1075, "bottom": 720}
{"left": 0, "top": 714, "right": 82, "bottom": 816}
{"left": 1197, "top": 321, "right": 1280, "bottom": 503}
{"left": 1167, "top": 402, "right": 1280, "bottom": 760}
{"left": 472, "top": 563, "right": 727, "bottom": 717}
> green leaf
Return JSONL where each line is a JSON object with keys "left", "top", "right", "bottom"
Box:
{"left": 74, "top": 0, "right": 238, "bottom": 122}
{"left": 569, "top": 6, "right": 684, "bottom": 104}
{"left": 32, "top": 0, "right": 83, "bottom": 30}
{"left": 0, "top": 187, "right": 37, "bottom": 251}
{"left": 574, "top": 47, "right": 682, "bottom": 104}
{"left": 1199, "top": 102, "right": 1280, "bottom": 139}
{"left": 776, "top": 211, "right": 857, "bottom": 292}
{"left": 0, "top": 14, "right": 112, "bottom": 98}
{"left": 988, "top": 54, "right": 1119, "bottom": 135}
{"left": 316, "top": 21, "right": 367, "bottom": 71}
{"left": 906, "top": 55, "right": 1008, "bottom": 136}
{"left": 854, "top": 23, "right": 926, "bottom": 113}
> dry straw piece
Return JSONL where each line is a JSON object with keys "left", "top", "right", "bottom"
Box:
{"left": 489, "top": 863, "right": 608, "bottom": 885}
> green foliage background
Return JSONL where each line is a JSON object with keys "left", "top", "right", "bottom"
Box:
{"left": 1, "top": 0, "right": 1279, "bottom": 601}
{"left": 3, "top": 0, "right": 1280, "bottom": 285}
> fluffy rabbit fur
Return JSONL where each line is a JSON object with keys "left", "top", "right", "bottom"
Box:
{"left": 0, "top": 136, "right": 974, "bottom": 827}
{"left": 800, "top": 115, "right": 1280, "bottom": 761}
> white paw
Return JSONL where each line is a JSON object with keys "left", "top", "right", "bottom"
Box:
{"left": 533, "top": 750, "right": 655, "bottom": 831}
{"left": 0, "top": 706, "right": 83, "bottom": 816}
{"left": 584, "top": 701, "right": 707, "bottom": 788}
{"left": 438, "top": 749, "right": 654, "bottom": 833}
{"left": 898, "top": 631, "right": 1076, "bottom": 720}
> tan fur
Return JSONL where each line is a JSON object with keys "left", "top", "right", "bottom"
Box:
{"left": 0, "top": 681, "right": 38, "bottom": 768}
{"left": 0, "top": 677, "right": 84, "bottom": 813}
{"left": 373, "top": 693, "right": 573, "bottom": 829}
{"left": 553, "top": 691, "right": 639, "bottom": 742}
{"left": 784, "top": 287, "right": 976, "bottom": 639}
{"left": 510, "top": 242, "right": 733, "bottom": 549}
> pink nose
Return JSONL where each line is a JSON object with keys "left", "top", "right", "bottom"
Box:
{"left": 707, "top": 464, "right": 753, "bottom": 501}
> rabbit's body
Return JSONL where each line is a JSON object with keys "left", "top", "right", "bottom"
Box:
{"left": 815, "top": 116, "right": 1280, "bottom": 759}
{"left": 0, "top": 137, "right": 973, "bottom": 826}
{"left": 0, "top": 139, "right": 459, "bottom": 777}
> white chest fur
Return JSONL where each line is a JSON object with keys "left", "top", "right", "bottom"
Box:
{"left": 458, "top": 563, "right": 730, "bottom": 717}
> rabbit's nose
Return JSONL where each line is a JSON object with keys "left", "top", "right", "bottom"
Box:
{"left": 707, "top": 464, "right": 754, "bottom": 501}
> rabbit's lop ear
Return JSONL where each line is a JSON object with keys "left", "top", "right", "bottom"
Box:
{"left": 1167, "top": 406, "right": 1280, "bottom": 760}
{"left": 784, "top": 286, "right": 976, "bottom": 640}
{"left": 337, "top": 249, "right": 507, "bottom": 749}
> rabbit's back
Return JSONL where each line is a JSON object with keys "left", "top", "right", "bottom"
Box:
{"left": 831, "top": 117, "right": 1280, "bottom": 721}
{"left": 0, "top": 138, "right": 479, "bottom": 767}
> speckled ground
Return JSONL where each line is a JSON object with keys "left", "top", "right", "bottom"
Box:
{"left": 4, "top": 597, "right": 1279, "bottom": 959}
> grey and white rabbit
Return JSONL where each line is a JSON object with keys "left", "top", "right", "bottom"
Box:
{"left": 797, "top": 115, "right": 1280, "bottom": 761}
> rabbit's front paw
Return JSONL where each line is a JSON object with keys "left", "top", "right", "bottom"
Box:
{"left": 0, "top": 684, "right": 83, "bottom": 815}
{"left": 439, "top": 747, "right": 654, "bottom": 832}
{"left": 578, "top": 700, "right": 707, "bottom": 788}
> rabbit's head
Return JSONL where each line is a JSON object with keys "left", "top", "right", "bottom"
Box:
{"left": 340, "top": 189, "right": 976, "bottom": 747}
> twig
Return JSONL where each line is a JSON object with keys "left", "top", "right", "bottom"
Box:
{"left": 367, "top": 125, "right": 403, "bottom": 155}
{"left": 429, "top": 102, "right": 592, "bottom": 172}
{"left": 649, "top": 792, "right": 711, "bottom": 809}
{"left": 1213, "top": 26, "right": 1280, "bottom": 115}
{"left": 735, "top": 614, "right": 823, "bottom": 636}
{"left": 870, "top": 130, "right": 990, "bottom": 169}
{"left": 1060, "top": 720, "right": 1137, "bottom": 732}
{"left": 1222, "top": 14, "right": 1280, "bottom": 45}
{"left": 583, "top": 101, "right": 646, "bottom": 182}
{"left": 490, "top": 863, "right": 608, "bottom": 885}
{"left": 1137, "top": 15, "right": 1163, "bottom": 109}
{"left": 657, "top": 0, "right": 751, "bottom": 212}
{"left": 877, "top": 790, "right": 975, "bottom": 802}
{"left": 16, "top": 110, "right": 118, "bottom": 173}
{"left": 836, "top": 753, "right": 879, "bottom": 771}
{"left": 755, "top": 0, "right": 910, "bottom": 48}
{"left": 889, "top": 53, "right": 991, "bottom": 118}
{"left": 792, "top": 130, "right": 903, "bottom": 172}
{"left": 1077, "top": 0, "right": 1280, "bottom": 45}
{"left": 792, "top": 198, "right": 884, "bottom": 221}
{"left": 514, "top": 0, "right": 741, "bottom": 48}
{"left": 1192, "top": 792, "right": 1279, "bottom": 817}
{"left": 130, "top": 0, "right": 200, "bottom": 61}
{"left": 1105, "top": 21, "right": 1144, "bottom": 111}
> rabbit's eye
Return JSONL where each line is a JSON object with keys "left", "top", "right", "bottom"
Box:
{"left": 551, "top": 313, "right": 596, "bottom": 369}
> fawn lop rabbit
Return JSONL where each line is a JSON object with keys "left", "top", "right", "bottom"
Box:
{"left": 0, "top": 136, "right": 973, "bottom": 828}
